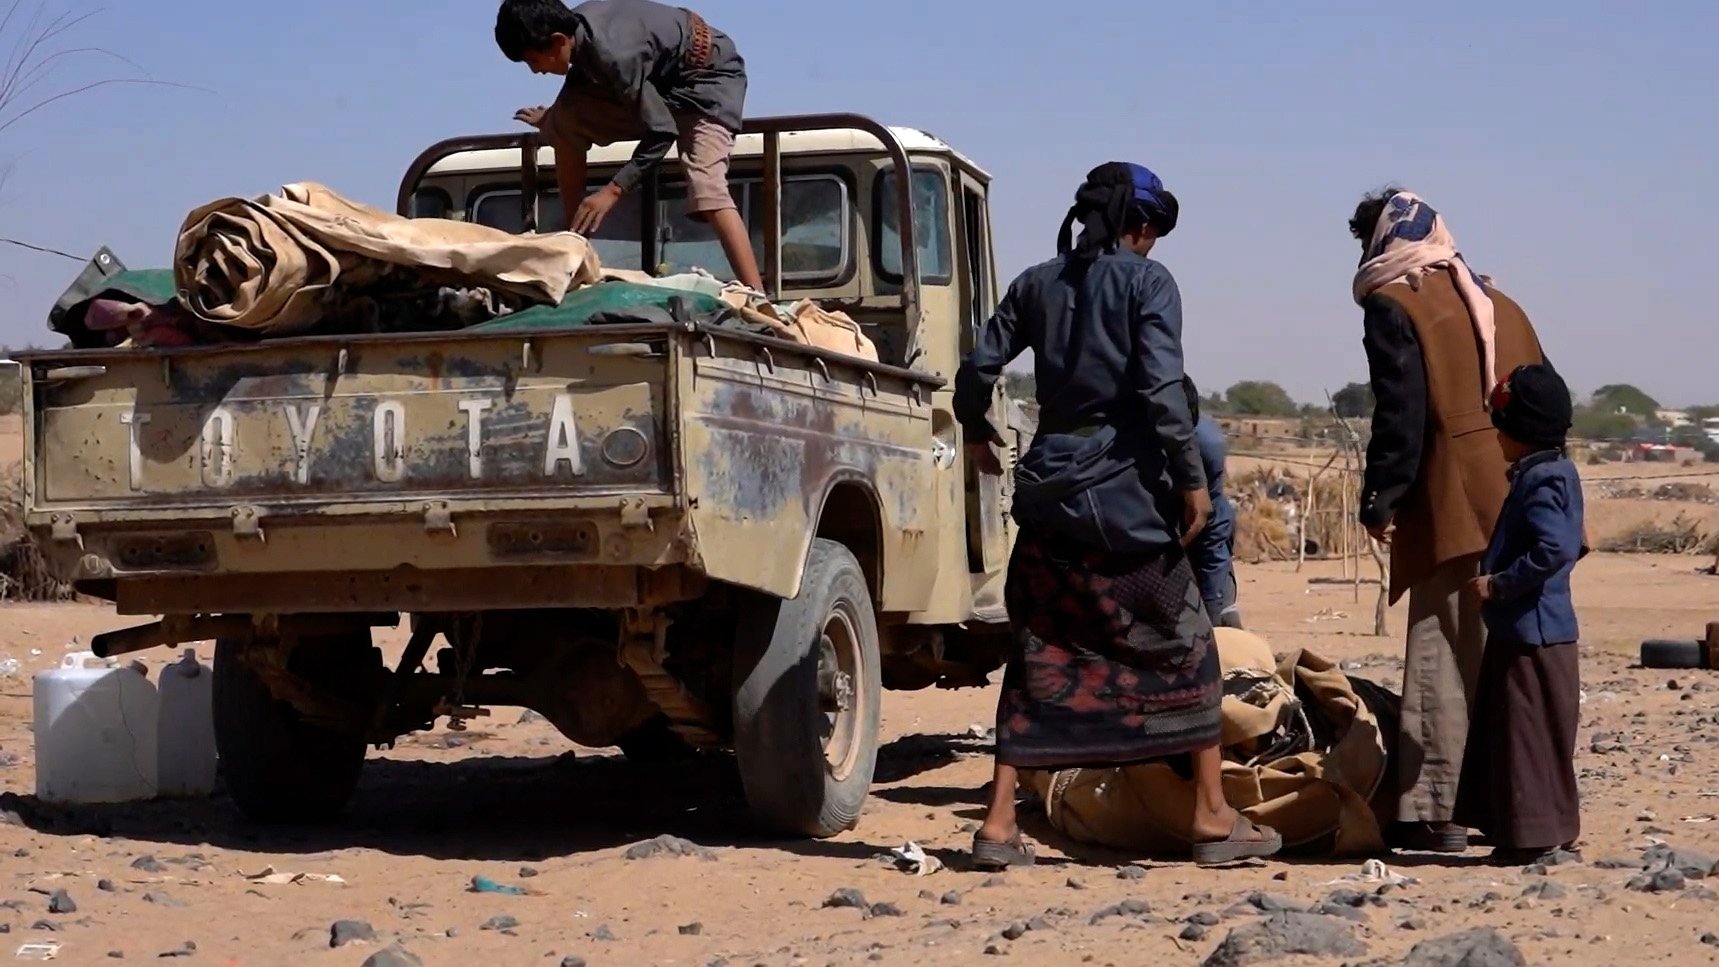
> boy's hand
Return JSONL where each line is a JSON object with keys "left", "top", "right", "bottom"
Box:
{"left": 1468, "top": 575, "right": 1494, "bottom": 601}
{"left": 572, "top": 184, "right": 623, "bottom": 234}
{"left": 514, "top": 106, "right": 549, "bottom": 128}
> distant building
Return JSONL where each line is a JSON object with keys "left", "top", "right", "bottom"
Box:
{"left": 1658, "top": 409, "right": 1694, "bottom": 428}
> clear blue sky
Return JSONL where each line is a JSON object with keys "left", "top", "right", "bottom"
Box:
{"left": 2, "top": 0, "right": 1714, "bottom": 404}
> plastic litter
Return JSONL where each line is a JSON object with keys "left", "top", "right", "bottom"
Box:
{"left": 469, "top": 875, "right": 527, "bottom": 896}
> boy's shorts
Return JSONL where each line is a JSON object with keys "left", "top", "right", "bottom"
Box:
{"left": 541, "top": 100, "right": 738, "bottom": 220}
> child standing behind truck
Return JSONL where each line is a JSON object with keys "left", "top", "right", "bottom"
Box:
{"left": 495, "top": 0, "right": 764, "bottom": 291}
{"left": 1454, "top": 363, "right": 1586, "bottom": 865}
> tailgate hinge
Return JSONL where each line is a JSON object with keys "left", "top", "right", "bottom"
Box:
{"left": 49, "top": 514, "right": 81, "bottom": 548}
{"left": 619, "top": 497, "right": 653, "bottom": 531}
{"left": 230, "top": 506, "right": 266, "bottom": 543}
{"left": 422, "top": 501, "right": 457, "bottom": 538}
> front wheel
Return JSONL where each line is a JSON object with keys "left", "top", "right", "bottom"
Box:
{"left": 212, "top": 630, "right": 378, "bottom": 823}
{"left": 732, "top": 539, "right": 882, "bottom": 838}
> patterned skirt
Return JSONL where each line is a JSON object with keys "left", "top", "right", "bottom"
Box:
{"left": 995, "top": 528, "right": 1223, "bottom": 769}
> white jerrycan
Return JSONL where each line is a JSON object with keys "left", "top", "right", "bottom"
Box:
{"left": 156, "top": 649, "right": 217, "bottom": 799}
{"left": 33, "top": 651, "right": 160, "bottom": 804}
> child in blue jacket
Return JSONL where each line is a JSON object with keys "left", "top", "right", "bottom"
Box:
{"left": 1453, "top": 363, "right": 1586, "bottom": 865}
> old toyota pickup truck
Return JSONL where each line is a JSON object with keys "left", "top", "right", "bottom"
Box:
{"left": 16, "top": 113, "right": 1028, "bottom": 837}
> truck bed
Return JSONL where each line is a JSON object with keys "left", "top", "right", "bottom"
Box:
{"left": 18, "top": 323, "right": 941, "bottom": 614}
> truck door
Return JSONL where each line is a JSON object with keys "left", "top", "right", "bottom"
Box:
{"left": 956, "top": 173, "right": 1013, "bottom": 576}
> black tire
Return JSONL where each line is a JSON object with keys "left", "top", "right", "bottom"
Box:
{"left": 1640, "top": 638, "right": 1705, "bottom": 670}
{"left": 615, "top": 714, "right": 697, "bottom": 763}
{"left": 733, "top": 539, "right": 882, "bottom": 838}
{"left": 213, "top": 631, "right": 378, "bottom": 823}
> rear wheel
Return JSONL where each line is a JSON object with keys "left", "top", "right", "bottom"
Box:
{"left": 732, "top": 539, "right": 882, "bottom": 838}
{"left": 213, "top": 630, "right": 379, "bottom": 823}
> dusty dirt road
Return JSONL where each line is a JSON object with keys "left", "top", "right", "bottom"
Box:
{"left": 2, "top": 554, "right": 1718, "bottom": 966}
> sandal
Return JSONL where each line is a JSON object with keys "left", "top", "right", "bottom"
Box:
{"left": 1192, "top": 814, "right": 1283, "bottom": 866}
{"left": 972, "top": 831, "right": 1037, "bottom": 871}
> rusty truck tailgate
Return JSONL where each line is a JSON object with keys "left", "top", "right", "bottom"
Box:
{"left": 24, "top": 329, "right": 675, "bottom": 516}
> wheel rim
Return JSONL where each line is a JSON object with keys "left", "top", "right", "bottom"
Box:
{"left": 816, "top": 601, "right": 863, "bottom": 781}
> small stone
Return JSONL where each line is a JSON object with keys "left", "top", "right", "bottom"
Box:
{"left": 331, "top": 920, "right": 378, "bottom": 948}
{"left": 1312, "top": 902, "right": 1368, "bottom": 922}
{"left": 106, "top": 952, "right": 123, "bottom": 960}
{"left": 869, "top": 902, "right": 904, "bottom": 919}
{"left": 30, "top": 921, "right": 57, "bottom": 932}
{"left": 361, "top": 945, "right": 425, "bottom": 967}
{"left": 444, "top": 929, "right": 459, "bottom": 939}
{"left": 624, "top": 834, "right": 717, "bottom": 862}
{"left": 1595, "top": 857, "right": 1640, "bottom": 870}
{"left": 1119, "top": 899, "right": 1150, "bottom": 915}
{"left": 1116, "top": 865, "right": 1146, "bottom": 880}
{"left": 1245, "top": 892, "right": 1299, "bottom": 913}
{"left": 143, "top": 892, "right": 187, "bottom": 908}
{"left": 1186, "top": 911, "right": 1220, "bottom": 926}
{"left": 480, "top": 915, "right": 519, "bottom": 932}
{"left": 158, "top": 943, "right": 197, "bottom": 959}
{"left": 1628, "top": 869, "right": 1688, "bottom": 893}
{"left": 1399, "top": 916, "right": 1428, "bottom": 931}
{"left": 1066, "top": 877, "right": 1087, "bottom": 891}
{"left": 824, "top": 888, "right": 868, "bottom": 910}
{"left": 1271, "top": 871, "right": 1289, "bottom": 881}
{"left": 983, "top": 943, "right": 1006, "bottom": 956}
{"left": 1701, "top": 933, "right": 1719, "bottom": 947}
{"left": 518, "top": 866, "right": 540, "bottom": 878}
{"left": 590, "top": 924, "right": 617, "bottom": 942}
{"left": 1400, "top": 928, "right": 1525, "bottom": 966}
{"left": 1180, "top": 924, "right": 1209, "bottom": 941}
{"left": 1026, "top": 916, "right": 1053, "bottom": 932}
{"left": 1522, "top": 880, "right": 1568, "bottom": 901}
{"left": 1325, "top": 888, "right": 1369, "bottom": 908}
{"left": 679, "top": 922, "right": 703, "bottom": 936}
{"left": 981, "top": 875, "right": 1008, "bottom": 888}
{"left": 941, "top": 891, "right": 962, "bottom": 906}
{"left": 13, "top": 848, "right": 28, "bottom": 858}
{"left": 47, "top": 890, "right": 76, "bottom": 915}
{"left": 1001, "top": 922, "right": 1028, "bottom": 941}
{"left": 97, "top": 879, "right": 116, "bottom": 893}
{"left": 559, "top": 958, "right": 587, "bottom": 967}
{"left": 130, "top": 856, "right": 166, "bottom": 873}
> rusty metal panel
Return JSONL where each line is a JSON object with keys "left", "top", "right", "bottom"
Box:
{"left": 680, "top": 339, "right": 936, "bottom": 604}
{"left": 29, "top": 334, "right": 672, "bottom": 512}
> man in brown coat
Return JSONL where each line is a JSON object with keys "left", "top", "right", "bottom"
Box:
{"left": 1349, "top": 189, "right": 1545, "bottom": 854}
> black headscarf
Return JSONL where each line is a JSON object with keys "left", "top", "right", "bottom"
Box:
{"left": 1056, "top": 161, "right": 1180, "bottom": 259}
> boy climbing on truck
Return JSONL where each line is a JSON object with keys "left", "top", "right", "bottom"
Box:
{"left": 495, "top": 0, "right": 765, "bottom": 291}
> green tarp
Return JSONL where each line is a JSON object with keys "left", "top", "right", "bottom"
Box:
{"left": 469, "top": 281, "right": 727, "bottom": 334}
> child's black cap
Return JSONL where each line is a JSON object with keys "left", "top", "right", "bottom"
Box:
{"left": 1490, "top": 363, "right": 1572, "bottom": 448}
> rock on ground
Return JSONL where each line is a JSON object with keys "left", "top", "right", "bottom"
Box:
{"left": 623, "top": 834, "right": 717, "bottom": 861}
{"left": 361, "top": 945, "right": 424, "bottom": 967}
{"left": 1202, "top": 912, "right": 1366, "bottom": 967}
{"left": 1399, "top": 928, "right": 1527, "bottom": 967}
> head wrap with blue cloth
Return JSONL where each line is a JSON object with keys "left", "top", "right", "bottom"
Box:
{"left": 1057, "top": 162, "right": 1179, "bottom": 260}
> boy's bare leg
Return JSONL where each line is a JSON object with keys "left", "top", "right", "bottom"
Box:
{"left": 707, "top": 207, "right": 763, "bottom": 291}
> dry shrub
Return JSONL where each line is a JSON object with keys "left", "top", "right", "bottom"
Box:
{"left": 1597, "top": 513, "right": 1713, "bottom": 555}
{"left": 1230, "top": 465, "right": 1361, "bottom": 563}
{"left": 0, "top": 465, "right": 73, "bottom": 602}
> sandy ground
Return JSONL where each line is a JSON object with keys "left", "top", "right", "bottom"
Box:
{"left": 2, "top": 553, "right": 1718, "bottom": 966}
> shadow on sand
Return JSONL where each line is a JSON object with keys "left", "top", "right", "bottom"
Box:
{"left": 0, "top": 729, "right": 1001, "bottom": 866}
